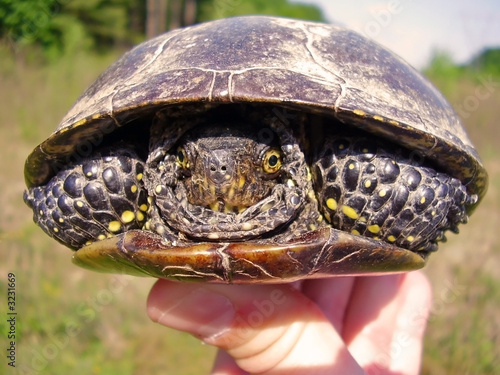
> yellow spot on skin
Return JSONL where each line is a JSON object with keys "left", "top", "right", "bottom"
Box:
{"left": 136, "top": 212, "right": 144, "bottom": 222}
{"left": 307, "top": 189, "right": 316, "bottom": 201}
{"left": 155, "top": 185, "right": 163, "bottom": 194}
{"left": 261, "top": 203, "right": 273, "bottom": 212}
{"left": 136, "top": 173, "right": 143, "bottom": 181}
{"left": 431, "top": 210, "right": 436, "bottom": 216}
{"left": 368, "top": 224, "right": 380, "bottom": 234}
{"left": 242, "top": 222, "right": 253, "bottom": 231}
{"left": 359, "top": 216, "right": 367, "bottom": 222}
{"left": 326, "top": 198, "right": 337, "bottom": 211}
{"left": 59, "top": 218, "right": 64, "bottom": 223}
{"left": 351, "top": 229, "right": 360, "bottom": 235}
{"left": 407, "top": 236, "right": 415, "bottom": 242}
{"left": 85, "top": 241, "right": 92, "bottom": 246}
{"left": 228, "top": 187, "right": 235, "bottom": 200}
{"left": 388, "top": 235, "right": 397, "bottom": 242}
{"left": 306, "top": 167, "right": 312, "bottom": 181}
{"left": 420, "top": 197, "right": 426, "bottom": 204}
{"left": 121, "top": 211, "right": 135, "bottom": 223}
{"left": 86, "top": 172, "right": 92, "bottom": 177}
{"left": 373, "top": 115, "right": 384, "bottom": 122}
{"left": 287, "top": 179, "right": 296, "bottom": 187}
{"left": 39, "top": 210, "right": 43, "bottom": 215}
{"left": 379, "top": 189, "right": 387, "bottom": 197}
{"left": 342, "top": 205, "right": 359, "bottom": 219}
{"left": 53, "top": 227, "right": 59, "bottom": 233}
{"left": 98, "top": 234, "right": 106, "bottom": 240}
{"left": 209, "top": 202, "right": 219, "bottom": 211}
{"left": 238, "top": 176, "right": 245, "bottom": 189}
{"left": 208, "top": 233, "right": 219, "bottom": 239}
{"left": 108, "top": 221, "right": 121, "bottom": 232}
{"left": 131, "top": 185, "right": 137, "bottom": 193}
{"left": 349, "top": 163, "right": 355, "bottom": 170}
{"left": 317, "top": 215, "right": 323, "bottom": 223}
{"left": 309, "top": 224, "right": 317, "bottom": 231}
{"left": 353, "top": 109, "right": 366, "bottom": 116}
{"left": 338, "top": 144, "right": 345, "bottom": 150}
{"left": 139, "top": 204, "right": 148, "bottom": 212}
{"left": 389, "top": 120, "right": 399, "bottom": 126}
{"left": 76, "top": 201, "right": 84, "bottom": 208}
{"left": 364, "top": 180, "right": 371, "bottom": 188}
{"left": 362, "top": 148, "right": 369, "bottom": 153}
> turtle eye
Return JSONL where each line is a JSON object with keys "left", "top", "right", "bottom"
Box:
{"left": 176, "top": 147, "right": 190, "bottom": 169}
{"left": 262, "top": 149, "right": 282, "bottom": 174}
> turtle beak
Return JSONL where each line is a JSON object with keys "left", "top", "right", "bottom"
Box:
{"left": 203, "top": 151, "right": 248, "bottom": 213}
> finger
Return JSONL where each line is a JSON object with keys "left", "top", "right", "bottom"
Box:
{"left": 147, "top": 280, "right": 365, "bottom": 375}
{"left": 343, "top": 272, "right": 431, "bottom": 375}
{"left": 211, "top": 349, "right": 249, "bottom": 375}
{"left": 342, "top": 274, "right": 405, "bottom": 371}
{"left": 388, "top": 271, "right": 432, "bottom": 375}
{"left": 300, "top": 277, "right": 356, "bottom": 331}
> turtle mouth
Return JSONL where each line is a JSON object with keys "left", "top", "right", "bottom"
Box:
{"left": 153, "top": 182, "right": 304, "bottom": 241}
{"left": 198, "top": 173, "right": 274, "bottom": 214}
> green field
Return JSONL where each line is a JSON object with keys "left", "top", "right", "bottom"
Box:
{"left": 0, "top": 46, "right": 499, "bottom": 374}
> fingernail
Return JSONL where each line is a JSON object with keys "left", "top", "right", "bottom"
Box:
{"left": 150, "top": 288, "right": 235, "bottom": 340}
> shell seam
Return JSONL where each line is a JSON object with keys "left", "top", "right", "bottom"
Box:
{"left": 297, "top": 24, "right": 348, "bottom": 112}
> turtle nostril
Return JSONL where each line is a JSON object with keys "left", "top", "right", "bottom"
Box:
{"left": 210, "top": 165, "right": 227, "bottom": 173}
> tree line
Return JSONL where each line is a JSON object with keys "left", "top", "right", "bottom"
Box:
{"left": 0, "top": 0, "right": 324, "bottom": 59}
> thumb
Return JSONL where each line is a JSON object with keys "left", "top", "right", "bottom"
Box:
{"left": 147, "top": 280, "right": 364, "bottom": 374}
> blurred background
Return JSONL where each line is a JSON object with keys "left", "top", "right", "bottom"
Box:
{"left": 0, "top": 0, "right": 498, "bottom": 374}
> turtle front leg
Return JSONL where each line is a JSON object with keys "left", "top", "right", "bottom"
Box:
{"left": 312, "top": 135, "right": 473, "bottom": 255}
{"left": 24, "top": 150, "right": 150, "bottom": 250}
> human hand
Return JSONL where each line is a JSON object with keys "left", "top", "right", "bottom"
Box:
{"left": 147, "top": 271, "right": 431, "bottom": 374}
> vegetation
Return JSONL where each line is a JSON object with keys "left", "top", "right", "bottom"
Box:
{"left": 0, "top": 0, "right": 324, "bottom": 60}
{"left": 196, "top": 0, "right": 324, "bottom": 23}
{"left": 421, "top": 48, "right": 500, "bottom": 374}
{"left": 0, "top": 2, "right": 499, "bottom": 374}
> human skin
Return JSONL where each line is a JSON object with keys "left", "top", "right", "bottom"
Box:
{"left": 147, "top": 271, "right": 432, "bottom": 375}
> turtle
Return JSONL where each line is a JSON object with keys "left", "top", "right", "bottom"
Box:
{"left": 23, "top": 16, "right": 488, "bottom": 283}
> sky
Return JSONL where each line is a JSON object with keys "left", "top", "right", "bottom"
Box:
{"left": 294, "top": 0, "right": 500, "bottom": 69}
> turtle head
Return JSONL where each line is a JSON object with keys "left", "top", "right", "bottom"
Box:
{"left": 175, "top": 125, "right": 283, "bottom": 212}
{"left": 144, "top": 110, "right": 311, "bottom": 241}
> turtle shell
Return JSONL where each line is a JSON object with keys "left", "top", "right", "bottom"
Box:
{"left": 24, "top": 16, "right": 487, "bottom": 282}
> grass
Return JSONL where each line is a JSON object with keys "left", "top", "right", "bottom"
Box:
{"left": 1, "top": 46, "right": 499, "bottom": 374}
{"left": 420, "top": 76, "right": 500, "bottom": 374}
